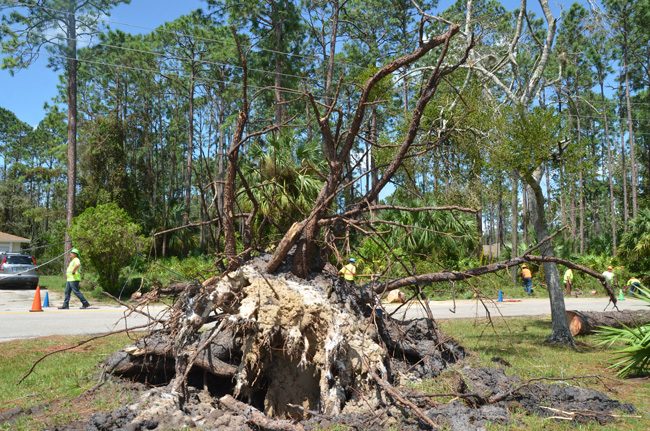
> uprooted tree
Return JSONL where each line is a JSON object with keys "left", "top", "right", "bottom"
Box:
{"left": 15, "top": 1, "right": 636, "bottom": 429}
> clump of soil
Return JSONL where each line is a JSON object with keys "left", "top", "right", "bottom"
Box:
{"left": 90, "top": 261, "right": 634, "bottom": 430}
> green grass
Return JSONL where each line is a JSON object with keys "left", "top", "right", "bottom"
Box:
{"left": 416, "top": 317, "right": 650, "bottom": 430}
{"left": 0, "top": 334, "right": 140, "bottom": 431}
{"left": 37, "top": 275, "right": 64, "bottom": 292}
{"left": 2, "top": 319, "right": 648, "bottom": 430}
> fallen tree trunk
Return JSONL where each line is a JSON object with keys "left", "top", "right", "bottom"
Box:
{"left": 565, "top": 310, "right": 650, "bottom": 336}
{"left": 376, "top": 254, "right": 617, "bottom": 305}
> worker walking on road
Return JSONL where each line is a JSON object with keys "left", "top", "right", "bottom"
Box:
{"left": 520, "top": 264, "right": 533, "bottom": 296}
{"left": 563, "top": 268, "right": 574, "bottom": 296}
{"left": 58, "top": 248, "right": 91, "bottom": 309}
{"left": 339, "top": 258, "right": 357, "bottom": 283}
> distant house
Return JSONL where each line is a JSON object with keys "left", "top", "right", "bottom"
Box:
{"left": 0, "top": 231, "right": 30, "bottom": 253}
{"left": 482, "top": 243, "right": 503, "bottom": 259}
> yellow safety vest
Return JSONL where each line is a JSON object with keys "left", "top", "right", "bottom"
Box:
{"left": 563, "top": 269, "right": 573, "bottom": 283}
{"left": 339, "top": 263, "right": 356, "bottom": 281}
{"left": 66, "top": 257, "right": 81, "bottom": 282}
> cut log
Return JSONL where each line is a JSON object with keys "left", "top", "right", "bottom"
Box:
{"left": 566, "top": 310, "right": 650, "bottom": 336}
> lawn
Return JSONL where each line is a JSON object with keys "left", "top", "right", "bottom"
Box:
{"left": 0, "top": 334, "right": 142, "bottom": 431}
{"left": 427, "top": 317, "right": 650, "bottom": 430}
{"left": 0, "top": 318, "right": 647, "bottom": 430}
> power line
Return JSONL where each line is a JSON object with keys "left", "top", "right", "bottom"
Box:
{"left": 8, "top": 0, "right": 369, "bottom": 69}
{"left": 49, "top": 34, "right": 329, "bottom": 85}
{"left": 550, "top": 99, "right": 650, "bottom": 107}
{"left": 49, "top": 53, "right": 310, "bottom": 96}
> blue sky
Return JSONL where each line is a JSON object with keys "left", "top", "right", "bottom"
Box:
{"left": 0, "top": 0, "right": 204, "bottom": 126}
{"left": 1, "top": 0, "right": 573, "bottom": 127}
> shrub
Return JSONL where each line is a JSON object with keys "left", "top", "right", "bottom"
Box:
{"left": 142, "top": 255, "right": 215, "bottom": 287}
{"left": 69, "top": 203, "right": 148, "bottom": 295}
{"left": 596, "top": 286, "right": 650, "bottom": 378}
{"left": 617, "top": 208, "right": 650, "bottom": 281}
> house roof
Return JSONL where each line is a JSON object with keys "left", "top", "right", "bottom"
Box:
{"left": 0, "top": 231, "right": 30, "bottom": 243}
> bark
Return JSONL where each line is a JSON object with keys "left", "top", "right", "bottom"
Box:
{"left": 224, "top": 34, "right": 249, "bottom": 266}
{"left": 600, "top": 81, "right": 617, "bottom": 253}
{"left": 273, "top": 1, "right": 285, "bottom": 127}
{"left": 566, "top": 310, "right": 650, "bottom": 336}
{"left": 324, "top": 0, "right": 339, "bottom": 98}
{"left": 184, "top": 70, "right": 195, "bottom": 225}
{"left": 523, "top": 170, "right": 573, "bottom": 345}
{"left": 619, "top": 84, "right": 629, "bottom": 227}
{"left": 510, "top": 171, "right": 518, "bottom": 283}
{"left": 579, "top": 169, "right": 584, "bottom": 254}
{"left": 623, "top": 49, "right": 638, "bottom": 219}
{"left": 522, "top": 181, "right": 530, "bottom": 247}
{"left": 64, "top": 4, "right": 77, "bottom": 266}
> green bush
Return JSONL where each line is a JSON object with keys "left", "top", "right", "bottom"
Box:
{"left": 618, "top": 208, "right": 650, "bottom": 282}
{"left": 69, "top": 203, "right": 148, "bottom": 295}
{"left": 142, "top": 255, "right": 215, "bottom": 287}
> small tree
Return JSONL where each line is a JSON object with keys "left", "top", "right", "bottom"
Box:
{"left": 69, "top": 203, "right": 147, "bottom": 294}
{"left": 618, "top": 208, "right": 650, "bottom": 277}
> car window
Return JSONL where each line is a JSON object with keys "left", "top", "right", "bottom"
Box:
{"left": 6, "top": 255, "right": 33, "bottom": 265}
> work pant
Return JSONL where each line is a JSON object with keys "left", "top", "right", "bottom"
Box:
{"left": 523, "top": 278, "right": 533, "bottom": 295}
{"left": 63, "top": 280, "right": 89, "bottom": 307}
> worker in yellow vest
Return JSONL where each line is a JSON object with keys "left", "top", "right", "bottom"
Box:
{"left": 58, "top": 248, "right": 91, "bottom": 309}
{"left": 339, "top": 258, "right": 357, "bottom": 283}
{"left": 625, "top": 277, "right": 643, "bottom": 294}
{"left": 563, "top": 268, "right": 574, "bottom": 295}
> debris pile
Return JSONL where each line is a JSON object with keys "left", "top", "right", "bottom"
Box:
{"left": 92, "top": 259, "right": 634, "bottom": 430}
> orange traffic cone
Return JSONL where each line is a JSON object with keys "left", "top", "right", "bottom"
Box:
{"left": 30, "top": 286, "right": 44, "bottom": 312}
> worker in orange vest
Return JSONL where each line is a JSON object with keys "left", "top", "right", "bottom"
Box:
{"left": 520, "top": 264, "right": 533, "bottom": 296}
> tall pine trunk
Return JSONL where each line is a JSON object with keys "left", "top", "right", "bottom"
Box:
{"left": 600, "top": 82, "right": 617, "bottom": 253}
{"left": 623, "top": 49, "right": 638, "bottom": 218}
{"left": 64, "top": 5, "right": 77, "bottom": 266}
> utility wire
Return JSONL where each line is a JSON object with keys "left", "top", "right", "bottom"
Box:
{"left": 7, "top": 0, "right": 371, "bottom": 69}
{"left": 48, "top": 53, "right": 312, "bottom": 96}
{"left": 49, "top": 34, "right": 331, "bottom": 85}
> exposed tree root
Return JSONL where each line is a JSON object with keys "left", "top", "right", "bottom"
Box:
{"left": 88, "top": 258, "right": 635, "bottom": 430}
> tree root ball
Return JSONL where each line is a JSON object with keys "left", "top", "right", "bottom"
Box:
{"left": 95, "top": 262, "right": 634, "bottom": 430}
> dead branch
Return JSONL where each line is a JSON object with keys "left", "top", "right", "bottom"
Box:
{"left": 102, "top": 291, "right": 167, "bottom": 325}
{"left": 219, "top": 395, "right": 305, "bottom": 431}
{"left": 369, "top": 369, "right": 439, "bottom": 429}
{"left": 18, "top": 323, "right": 154, "bottom": 385}
{"left": 377, "top": 254, "right": 617, "bottom": 305}
{"left": 319, "top": 204, "right": 478, "bottom": 225}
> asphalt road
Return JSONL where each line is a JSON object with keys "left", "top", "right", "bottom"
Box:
{"left": 0, "top": 288, "right": 167, "bottom": 342}
{"left": 383, "top": 296, "right": 648, "bottom": 320}
{"left": 0, "top": 288, "right": 647, "bottom": 342}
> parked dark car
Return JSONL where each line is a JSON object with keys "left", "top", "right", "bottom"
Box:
{"left": 0, "top": 253, "right": 39, "bottom": 289}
